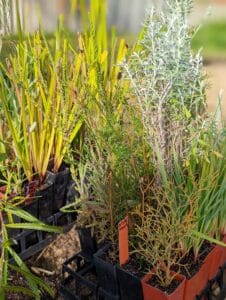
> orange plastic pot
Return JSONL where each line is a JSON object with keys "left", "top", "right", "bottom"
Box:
{"left": 142, "top": 272, "right": 186, "bottom": 300}
{"left": 184, "top": 258, "right": 209, "bottom": 300}
{"left": 222, "top": 235, "right": 226, "bottom": 261}
{"left": 208, "top": 241, "right": 226, "bottom": 280}
{"left": 184, "top": 244, "right": 223, "bottom": 300}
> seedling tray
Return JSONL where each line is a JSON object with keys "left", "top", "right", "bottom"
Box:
{"left": 116, "top": 264, "right": 143, "bottom": 300}
{"left": 0, "top": 174, "right": 77, "bottom": 261}
{"left": 0, "top": 211, "right": 75, "bottom": 262}
{"left": 77, "top": 227, "right": 98, "bottom": 261}
{"left": 60, "top": 249, "right": 120, "bottom": 300}
{"left": 60, "top": 253, "right": 98, "bottom": 299}
{"left": 93, "top": 242, "right": 120, "bottom": 299}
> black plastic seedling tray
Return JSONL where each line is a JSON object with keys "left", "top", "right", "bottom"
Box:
{"left": 1, "top": 176, "right": 77, "bottom": 262}
{"left": 60, "top": 246, "right": 120, "bottom": 300}
{"left": 8, "top": 211, "right": 75, "bottom": 261}
{"left": 62, "top": 240, "right": 226, "bottom": 300}
{"left": 60, "top": 253, "right": 98, "bottom": 299}
{"left": 116, "top": 264, "right": 143, "bottom": 300}
{"left": 93, "top": 243, "right": 120, "bottom": 299}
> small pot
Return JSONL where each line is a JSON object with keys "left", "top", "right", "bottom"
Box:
{"left": 93, "top": 242, "right": 120, "bottom": 298}
{"left": 184, "top": 264, "right": 209, "bottom": 300}
{"left": 218, "top": 235, "right": 226, "bottom": 270}
{"left": 184, "top": 247, "right": 216, "bottom": 300}
{"left": 116, "top": 264, "right": 143, "bottom": 300}
{"left": 142, "top": 271, "right": 186, "bottom": 300}
{"left": 37, "top": 181, "right": 54, "bottom": 220}
{"left": 22, "top": 197, "right": 39, "bottom": 218}
{"left": 47, "top": 167, "right": 70, "bottom": 212}
{"left": 184, "top": 240, "right": 226, "bottom": 300}
{"left": 60, "top": 253, "right": 98, "bottom": 299}
{"left": 77, "top": 227, "right": 98, "bottom": 261}
{"left": 208, "top": 241, "right": 226, "bottom": 280}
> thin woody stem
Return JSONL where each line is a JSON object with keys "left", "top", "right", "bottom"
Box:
{"left": 109, "top": 171, "right": 115, "bottom": 252}
{"left": 0, "top": 211, "right": 5, "bottom": 283}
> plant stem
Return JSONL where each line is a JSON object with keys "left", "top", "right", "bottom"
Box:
{"left": 109, "top": 171, "right": 115, "bottom": 252}
{"left": 0, "top": 211, "right": 5, "bottom": 283}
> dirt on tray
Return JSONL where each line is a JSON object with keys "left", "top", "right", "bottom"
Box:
{"left": 6, "top": 224, "right": 80, "bottom": 300}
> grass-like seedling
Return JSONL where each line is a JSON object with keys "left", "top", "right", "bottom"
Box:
{"left": 0, "top": 24, "right": 83, "bottom": 183}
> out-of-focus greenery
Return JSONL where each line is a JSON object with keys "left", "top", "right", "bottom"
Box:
{"left": 3, "top": 20, "right": 226, "bottom": 63}
{"left": 192, "top": 21, "right": 226, "bottom": 59}
{"left": 0, "top": 31, "right": 76, "bottom": 65}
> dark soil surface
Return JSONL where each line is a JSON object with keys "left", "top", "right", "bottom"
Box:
{"left": 175, "top": 241, "right": 214, "bottom": 279}
{"left": 147, "top": 272, "right": 182, "bottom": 295}
{"left": 7, "top": 268, "right": 62, "bottom": 300}
{"left": 62, "top": 269, "right": 97, "bottom": 299}
{"left": 122, "top": 255, "right": 145, "bottom": 278}
{"left": 100, "top": 244, "right": 119, "bottom": 265}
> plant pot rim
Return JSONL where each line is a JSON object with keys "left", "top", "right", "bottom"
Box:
{"left": 142, "top": 270, "right": 186, "bottom": 296}
{"left": 94, "top": 241, "right": 112, "bottom": 256}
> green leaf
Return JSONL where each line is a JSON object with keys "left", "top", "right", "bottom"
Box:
{"left": 184, "top": 107, "right": 191, "bottom": 119}
{"left": 0, "top": 153, "right": 8, "bottom": 161}
{"left": 60, "top": 198, "right": 81, "bottom": 213}
{"left": 8, "top": 264, "right": 54, "bottom": 298}
{"left": 4, "top": 206, "right": 41, "bottom": 223}
{"left": 3, "top": 285, "right": 37, "bottom": 298}
{"left": 7, "top": 248, "right": 40, "bottom": 298}
{"left": 192, "top": 230, "right": 226, "bottom": 247}
{"left": 6, "top": 223, "right": 62, "bottom": 233}
{"left": 0, "top": 287, "right": 5, "bottom": 300}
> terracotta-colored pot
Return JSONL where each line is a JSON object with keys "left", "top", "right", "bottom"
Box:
{"left": 222, "top": 235, "right": 226, "bottom": 259}
{"left": 184, "top": 243, "right": 225, "bottom": 300}
{"left": 142, "top": 272, "right": 186, "bottom": 300}
{"left": 184, "top": 257, "right": 210, "bottom": 300}
{"left": 208, "top": 241, "right": 226, "bottom": 280}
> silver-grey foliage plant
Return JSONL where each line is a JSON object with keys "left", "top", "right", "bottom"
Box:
{"left": 124, "top": 0, "right": 206, "bottom": 175}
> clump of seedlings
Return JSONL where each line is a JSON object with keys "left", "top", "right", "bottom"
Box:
{"left": 73, "top": 0, "right": 226, "bottom": 296}
{"left": 123, "top": 0, "right": 226, "bottom": 291}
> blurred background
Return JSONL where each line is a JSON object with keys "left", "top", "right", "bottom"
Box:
{"left": 0, "top": 0, "right": 226, "bottom": 118}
